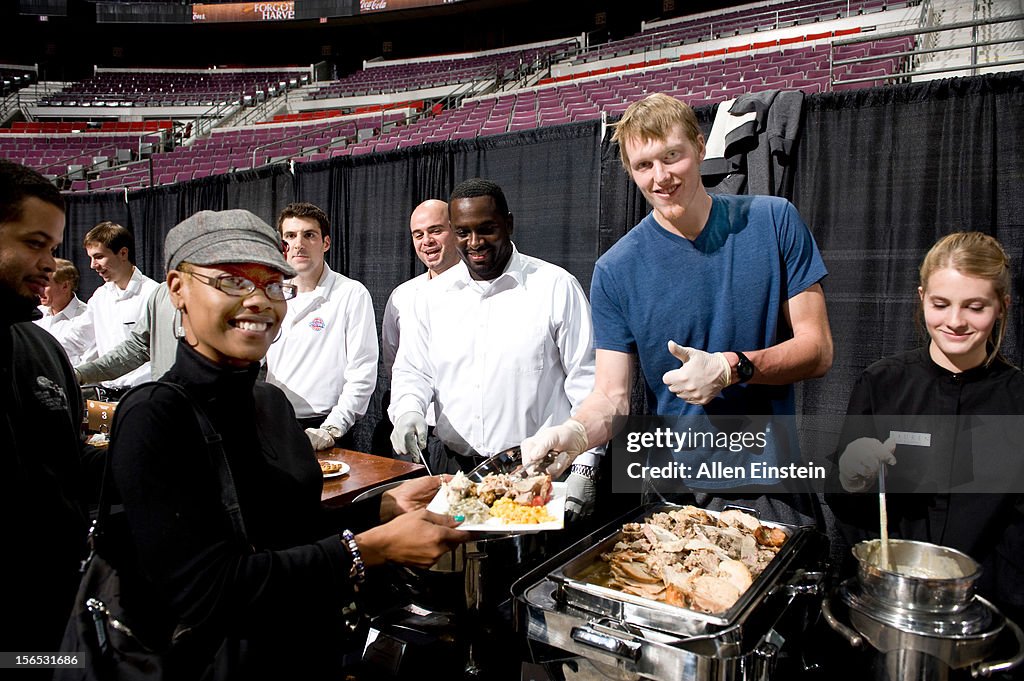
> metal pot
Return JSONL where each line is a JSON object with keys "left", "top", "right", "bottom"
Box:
{"left": 852, "top": 539, "right": 981, "bottom": 613}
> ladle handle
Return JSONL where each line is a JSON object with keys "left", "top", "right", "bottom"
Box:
{"left": 972, "top": 617, "right": 1024, "bottom": 678}
{"left": 821, "top": 597, "right": 863, "bottom": 648}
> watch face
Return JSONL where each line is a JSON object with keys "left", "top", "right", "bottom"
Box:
{"left": 737, "top": 354, "right": 755, "bottom": 382}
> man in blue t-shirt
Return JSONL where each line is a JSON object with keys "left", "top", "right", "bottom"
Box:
{"left": 521, "top": 93, "right": 833, "bottom": 515}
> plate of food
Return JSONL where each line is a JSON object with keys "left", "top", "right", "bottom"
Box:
{"left": 427, "top": 471, "right": 566, "bottom": 532}
{"left": 319, "top": 459, "right": 350, "bottom": 478}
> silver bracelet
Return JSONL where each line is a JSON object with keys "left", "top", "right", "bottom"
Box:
{"left": 340, "top": 529, "right": 366, "bottom": 586}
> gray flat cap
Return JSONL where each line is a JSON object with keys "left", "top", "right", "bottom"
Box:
{"left": 164, "top": 209, "right": 296, "bottom": 278}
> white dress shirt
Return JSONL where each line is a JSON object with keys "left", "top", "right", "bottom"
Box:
{"left": 390, "top": 245, "right": 601, "bottom": 466}
{"left": 35, "top": 295, "right": 94, "bottom": 365}
{"left": 265, "top": 265, "right": 378, "bottom": 435}
{"left": 63, "top": 267, "right": 159, "bottom": 389}
{"left": 381, "top": 271, "right": 430, "bottom": 380}
{"left": 382, "top": 271, "right": 438, "bottom": 427}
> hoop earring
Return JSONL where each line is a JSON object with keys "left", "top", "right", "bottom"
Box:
{"left": 173, "top": 307, "right": 199, "bottom": 348}
{"left": 172, "top": 307, "right": 186, "bottom": 340}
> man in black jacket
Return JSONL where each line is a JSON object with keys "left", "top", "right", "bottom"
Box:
{"left": 0, "top": 160, "right": 89, "bottom": 662}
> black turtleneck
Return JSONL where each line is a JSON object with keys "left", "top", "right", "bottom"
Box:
{"left": 827, "top": 346, "right": 1024, "bottom": 622}
{"left": 110, "top": 341, "right": 358, "bottom": 674}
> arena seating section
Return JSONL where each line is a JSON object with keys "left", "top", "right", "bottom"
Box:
{"left": 306, "top": 44, "right": 571, "bottom": 99}
{"left": 374, "top": 37, "right": 912, "bottom": 146}
{"left": 39, "top": 70, "right": 302, "bottom": 107}
{"left": 572, "top": 0, "right": 907, "bottom": 64}
{"left": 0, "top": 120, "right": 172, "bottom": 183}
{"left": 4, "top": 1, "right": 921, "bottom": 192}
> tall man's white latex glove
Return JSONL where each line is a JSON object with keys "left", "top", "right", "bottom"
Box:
{"left": 391, "top": 411, "right": 428, "bottom": 459}
{"left": 838, "top": 436, "right": 897, "bottom": 492}
{"left": 305, "top": 427, "right": 335, "bottom": 451}
{"left": 521, "top": 419, "right": 588, "bottom": 478}
{"left": 662, "top": 341, "right": 731, "bottom": 405}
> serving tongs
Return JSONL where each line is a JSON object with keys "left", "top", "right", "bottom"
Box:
{"left": 465, "top": 446, "right": 524, "bottom": 482}
{"left": 464, "top": 446, "right": 569, "bottom": 482}
{"left": 512, "top": 449, "right": 570, "bottom": 479}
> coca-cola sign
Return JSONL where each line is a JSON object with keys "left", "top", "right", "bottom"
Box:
{"left": 359, "top": 0, "right": 461, "bottom": 13}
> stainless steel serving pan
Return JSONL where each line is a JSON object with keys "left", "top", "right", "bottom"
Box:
{"left": 546, "top": 504, "right": 819, "bottom": 637}
{"left": 512, "top": 503, "right": 828, "bottom": 681}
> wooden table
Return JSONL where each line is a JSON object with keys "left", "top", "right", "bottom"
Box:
{"left": 318, "top": 448, "right": 425, "bottom": 507}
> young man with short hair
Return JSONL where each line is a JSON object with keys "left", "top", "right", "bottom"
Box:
{"left": 265, "top": 202, "right": 378, "bottom": 451}
{"left": 64, "top": 221, "right": 159, "bottom": 395}
{"left": 0, "top": 159, "right": 89, "bottom": 655}
{"left": 522, "top": 94, "right": 833, "bottom": 524}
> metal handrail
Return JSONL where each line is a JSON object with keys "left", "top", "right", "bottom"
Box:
{"left": 834, "top": 34, "right": 1024, "bottom": 65}
{"left": 830, "top": 11, "right": 1024, "bottom": 86}
{"left": 55, "top": 154, "right": 155, "bottom": 191}
{"left": 35, "top": 141, "right": 127, "bottom": 175}
{"left": 832, "top": 12, "right": 1024, "bottom": 45}
{"left": 577, "top": 0, "right": 916, "bottom": 62}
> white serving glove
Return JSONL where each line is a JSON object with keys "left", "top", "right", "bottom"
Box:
{"left": 565, "top": 472, "right": 597, "bottom": 521}
{"left": 838, "top": 436, "right": 897, "bottom": 492}
{"left": 391, "top": 411, "right": 428, "bottom": 459}
{"left": 521, "top": 419, "right": 588, "bottom": 478}
{"left": 662, "top": 341, "right": 731, "bottom": 405}
{"left": 305, "top": 427, "right": 335, "bottom": 451}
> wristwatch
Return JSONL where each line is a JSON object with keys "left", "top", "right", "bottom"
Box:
{"left": 323, "top": 424, "right": 343, "bottom": 443}
{"left": 734, "top": 351, "right": 755, "bottom": 384}
{"left": 570, "top": 463, "right": 599, "bottom": 481}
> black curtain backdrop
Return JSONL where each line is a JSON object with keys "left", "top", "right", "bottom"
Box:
{"left": 294, "top": 145, "right": 453, "bottom": 450}
{"left": 120, "top": 164, "right": 296, "bottom": 282}
{"left": 450, "top": 122, "right": 602, "bottom": 292}
{"left": 51, "top": 73, "right": 1024, "bottom": 458}
{"left": 792, "top": 73, "right": 1024, "bottom": 459}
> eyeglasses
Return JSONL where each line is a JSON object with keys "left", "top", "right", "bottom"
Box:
{"left": 187, "top": 270, "right": 297, "bottom": 301}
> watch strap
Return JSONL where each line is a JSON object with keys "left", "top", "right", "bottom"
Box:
{"left": 570, "top": 463, "right": 599, "bottom": 481}
{"left": 734, "top": 351, "right": 755, "bottom": 383}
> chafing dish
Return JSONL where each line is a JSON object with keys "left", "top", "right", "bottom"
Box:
{"left": 513, "top": 504, "right": 828, "bottom": 681}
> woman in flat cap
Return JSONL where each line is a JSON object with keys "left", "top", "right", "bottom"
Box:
{"left": 104, "top": 209, "right": 469, "bottom": 679}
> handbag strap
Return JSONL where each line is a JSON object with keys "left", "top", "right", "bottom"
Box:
{"left": 94, "top": 381, "right": 248, "bottom": 548}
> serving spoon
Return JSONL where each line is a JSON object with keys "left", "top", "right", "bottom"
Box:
{"left": 878, "top": 463, "right": 891, "bottom": 571}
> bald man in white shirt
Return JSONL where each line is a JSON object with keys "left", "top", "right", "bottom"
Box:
{"left": 375, "top": 199, "right": 460, "bottom": 464}
{"left": 381, "top": 199, "right": 461, "bottom": 379}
